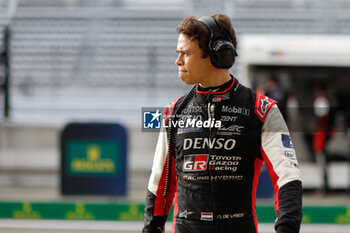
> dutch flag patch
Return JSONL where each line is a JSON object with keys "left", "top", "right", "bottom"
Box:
{"left": 201, "top": 212, "right": 213, "bottom": 221}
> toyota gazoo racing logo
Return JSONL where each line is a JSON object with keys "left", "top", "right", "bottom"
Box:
{"left": 183, "top": 154, "right": 209, "bottom": 172}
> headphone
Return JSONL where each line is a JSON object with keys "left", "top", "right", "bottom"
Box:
{"left": 198, "top": 16, "right": 237, "bottom": 69}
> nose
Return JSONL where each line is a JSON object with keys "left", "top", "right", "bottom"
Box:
{"left": 175, "top": 53, "right": 183, "bottom": 66}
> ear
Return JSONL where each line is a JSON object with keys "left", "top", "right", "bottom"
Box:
{"left": 204, "top": 55, "right": 214, "bottom": 68}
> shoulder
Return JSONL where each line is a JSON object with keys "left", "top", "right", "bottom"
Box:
{"left": 233, "top": 81, "right": 277, "bottom": 122}
{"left": 254, "top": 91, "right": 278, "bottom": 122}
{"left": 163, "top": 96, "right": 184, "bottom": 124}
{"left": 163, "top": 86, "right": 197, "bottom": 123}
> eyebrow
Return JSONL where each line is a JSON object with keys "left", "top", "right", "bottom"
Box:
{"left": 176, "top": 49, "right": 189, "bottom": 54}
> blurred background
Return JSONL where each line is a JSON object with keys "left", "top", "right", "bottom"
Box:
{"left": 0, "top": 0, "right": 350, "bottom": 232}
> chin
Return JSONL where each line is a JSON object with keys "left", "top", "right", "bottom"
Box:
{"left": 181, "top": 79, "right": 196, "bottom": 85}
{"left": 180, "top": 76, "right": 196, "bottom": 85}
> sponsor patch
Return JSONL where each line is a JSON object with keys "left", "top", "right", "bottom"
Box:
{"left": 222, "top": 105, "right": 250, "bottom": 116}
{"left": 208, "top": 155, "right": 241, "bottom": 172}
{"left": 218, "top": 125, "right": 244, "bottom": 134}
{"left": 212, "top": 95, "right": 222, "bottom": 102}
{"left": 182, "top": 103, "right": 202, "bottom": 114}
{"left": 285, "top": 150, "right": 299, "bottom": 167}
{"left": 179, "top": 210, "right": 194, "bottom": 219}
{"left": 254, "top": 93, "right": 277, "bottom": 122}
{"left": 183, "top": 154, "right": 209, "bottom": 172}
{"left": 183, "top": 175, "right": 243, "bottom": 181}
{"left": 183, "top": 138, "right": 236, "bottom": 151}
{"left": 177, "top": 127, "right": 203, "bottom": 134}
{"left": 213, "top": 93, "right": 230, "bottom": 102}
{"left": 201, "top": 212, "right": 213, "bottom": 221}
{"left": 222, "top": 92, "right": 230, "bottom": 100}
{"left": 220, "top": 115, "right": 238, "bottom": 122}
{"left": 261, "top": 97, "right": 271, "bottom": 113}
{"left": 217, "top": 124, "right": 244, "bottom": 136}
{"left": 281, "top": 134, "right": 294, "bottom": 148}
{"left": 285, "top": 150, "right": 296, "bottom": 160}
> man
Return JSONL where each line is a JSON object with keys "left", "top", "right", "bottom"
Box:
{"left": 143, "top": 14, "right": 302, "bottom": 233}
{"left": 265, "top": 75, "right": 289, "bottom": 122}
{"left": 313, "top": 84, "right": 335, "bottom": 195}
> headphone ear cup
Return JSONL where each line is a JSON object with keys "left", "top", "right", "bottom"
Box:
{"left": 211, "top": 40, "right": 236, "bottom": 69}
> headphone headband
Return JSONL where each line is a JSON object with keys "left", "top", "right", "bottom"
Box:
{"left": 198, "top": 16, "right": 220, "bottom": 34}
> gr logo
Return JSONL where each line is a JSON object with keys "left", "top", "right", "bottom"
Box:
{"left": 183, "top": 154, "right": 209, "bottom": 172}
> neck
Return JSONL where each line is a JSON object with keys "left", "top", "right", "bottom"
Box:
{"left": 198, "top": 69, "right": 231, "bottom": 88}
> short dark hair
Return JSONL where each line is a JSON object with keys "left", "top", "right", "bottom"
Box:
{"left": 177, "top": 14, "right": 238, "bottom": 58}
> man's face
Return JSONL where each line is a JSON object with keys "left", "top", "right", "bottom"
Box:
{"left": 175, "top": 33, "right": 211, "bottom": 85}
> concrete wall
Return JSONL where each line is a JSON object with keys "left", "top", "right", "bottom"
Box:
{"left": 0, "top": 121, "right": 349, "bottom": 189}
{"left": 0, "top": 121, "right": 158, "bottom": 188}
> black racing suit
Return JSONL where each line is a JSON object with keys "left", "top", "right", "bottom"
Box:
{"left": 143, "top": 76, "right": 302, "bottom": 233}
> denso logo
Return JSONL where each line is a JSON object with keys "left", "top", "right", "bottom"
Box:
{"left": 183, "top": 138, "right": 236, "bottom": 150}
{"left": 183, "top": 154, "right": 209, "bottom": 172}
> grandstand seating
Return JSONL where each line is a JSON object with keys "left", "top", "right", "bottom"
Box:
{"left": 1, "top": 0, "right": 350, "bottom": 120}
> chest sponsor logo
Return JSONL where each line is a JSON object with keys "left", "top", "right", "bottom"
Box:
{"left": 179, "top": 210, "right": 194, "bottom": 219}
{"left": 213, "top": 93, "right": 230, "bottom": 102}
{"left": 217, "top": 125, "right": 244, "bottom": 136}
{"left": 208, "top": 155, "right": 241, "bottom": 172}
{"left": 183, "top": 175, "right": 243, "bottom": 181}
{"left": 177, "top": 127, "right": 203, "bottom": 134}
{"left": 182, "top": 103, "right": 203, "bottom": 114}
{"left": 183, "top": 154, "right": 209, "bottom": 172}
{"left": 222, "top": 105, "right": 250, "bottom": 116}
{"left": 183, "top": 138, "right": 236, "bottom": 150}
{"left": 281, "top": 134, "right": 294, "bottom": 148}
{"left": 220, "top": 115, "right": 238, "bottom": 122}
{"left": 179, "top": 115, "right": 202, "bottom": 122}
{"left": 212, "top": 95, "right": 222, "bottom": 102}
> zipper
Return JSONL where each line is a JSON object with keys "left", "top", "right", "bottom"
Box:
{"left": 208, "top": 98, "right": 219, "bottom": 233}
{"left": 208, "top": 102, "right": 215, "bottom": 129}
